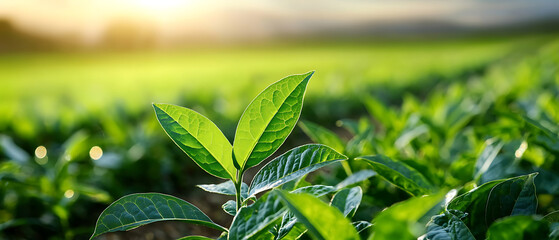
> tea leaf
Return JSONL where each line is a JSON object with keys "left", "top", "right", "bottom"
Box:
{"left": 276, "top": 185, "right": 335, "bottom": 239}
{"left": 424, "top": 211, "right": 475, "bottom": 240}
{"left": 330, "top": 187, "right": 362, "bottom": 217}
{"left": 357, "top": 155, "right": 434, "bottom": 196}
{"left": 353, "top": 221, "right": 372, "bottom": 233}
{"left": 153, "top": 103, "right": 236, "bottom": 180}
{"left": 277, "top": 191, "right": 360, "bottom": 240}
{"left": 249, "top": 144, "right": 346, "bottom": 197}
{"left": 229, "top": 191, "right": 285, "bottom": 240}
{"left": 447, "top": 173, "right": 538, "bottom": 239}
{"left": 90, "top": 193, "right": 226, "bottom": 239}
{"left": 334, "top": 170, "right": 376, "bottom": 190}
{"left": 369, "top": 193, "right": 445, "bottom": 240}
{"left": 299, "top": 120, "right": 345, "bottom": 153}
{"left": 544, "top": 211, "right": 559, "bottom": 223}
{"left": 291, "top": 185, "right": 336, "bottom": 196}
{"left": 222, "top": 200, "right": 237, "bottom": 216}
{"left": 234, "top": 72, "right": 313, "bottom": 170}
{"left": 197, "top": 180, "right": 248, "bottom": 200}
{"left": 486, "top": 216, "right": 549, "bottom": 240}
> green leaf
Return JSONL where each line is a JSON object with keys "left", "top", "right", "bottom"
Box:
{"left": 486, "top": 216, "right": 549, "bottom": 240}
{"left": 524, "top": 115, "right": 559, "bottom": 153}
{"left": 153, "top": 103, "right": 236, "bottom": 180}
{"left": 447, "top": 173, "right": 538, "bottom": 239}
{"left": 0, "top": 135, "right": 29, "bottom": 163}
{"left": 473, "top": 139, "right": 504, "bottom": 181}
{"left": 357, "top": 155, "right": 434, "bottom": 196}
{"left": 394, "top": 122, "right": 429, "bottom": 149}
{"left": 233, "top": 72, "right": 313, "bottom": 170}
{"left": 551, "top": 223, "right": 559, "bottom": 240}
{"left": 217, "top": 232, "right": 229, "bottom": 240}
{"left": 336, "top": 119, "right": 360, "bottom": 136}
{"left": 299, "top": 120, "right": 345, "bottom": 153}
{"left": 334, "top": 170, "right": 376, "bottom": 190}
{"left": 345, "top": 124, "right": 374, "bottom": 158}
{"left": 352, "top": 221, "right": 372, "bottom": 233}
{"left": 330, "top": 187, "right": 362, "bottom": 217}
{"left": 229, "top": 191, "right": 285, "bottom": 240}
{"left": 90, "top": 193, "right": 226, "bottom": 239}
{"left": 249, "top": 144, "right": 347, "bottom": 197}
{"left": 424, "top": 211, "right": 475, "bottom": 240}
{"left": 278, "top": 222, "right": 307, "bottom": 240}
{"left": 197, "top": 180, "right": 248, "bottom": 200}
{"left": 369, "top": 193, "right": 445, "bottom": 240}
{"left": 544, "top": 211, "right": 559, "bottom": 223}
{"left": 277, "top": 191, "right": 360, "bottom": 240}
{"left": 222, "top": 200, "right": 237, "bottom": 216}
{"left": 474, "top": 139, "right": 526, "bottom": 184}
{"left": 291, "top": 185, "right": 336, "bottom": 196}
{"left": 276, "top": 212, "right": 303, "bottom": 240}
{"left": 362, "top": 95, "right": 397, "bottom": 129}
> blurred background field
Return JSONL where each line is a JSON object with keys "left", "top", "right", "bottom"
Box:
{"left": 1, "top": 1, "right": 559, "bottom": 239}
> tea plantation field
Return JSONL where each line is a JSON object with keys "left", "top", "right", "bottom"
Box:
{"left": 1, "top": 34, "right": 558, "bottom": 239}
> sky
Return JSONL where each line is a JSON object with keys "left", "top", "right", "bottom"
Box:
{"left": 1, "top": 0, "right": 559, "bottom": 47}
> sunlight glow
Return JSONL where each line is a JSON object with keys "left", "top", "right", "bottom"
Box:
{"left": 64, "top": 189, "right": 75, "bottom": 198}
{"left": 90, "top": 146, "right": 103, "bottom": 160}
{"left": 515, "top": 141, "right": 528, "bottom": 158}
{"left": 35, "top": 146, "right": 47, "bottom": 158}
{"left": 129, "top": 0, "right": 191, "bottom": 12}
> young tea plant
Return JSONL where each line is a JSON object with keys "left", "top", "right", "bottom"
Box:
{"left": 90, "top": 72, "right": 371, "bottom": 240}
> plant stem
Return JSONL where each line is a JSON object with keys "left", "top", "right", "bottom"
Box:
{"left": 341, "top": 161, "right": 353, "bottom": 176}
{"left": 235, "top": 169, "right": 244, "bottom": 211}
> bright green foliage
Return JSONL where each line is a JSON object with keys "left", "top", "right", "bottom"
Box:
{"left": 77, "top": 39, "right": 558, "bottom": 240}
{"left": 545, "top": 211, "right": 559, "bottom": 222}
{"left": 4, "top": 38, "right": 559, "bottom": 240}
{"left": 330, "top": 187, "right": 362, "bottom": 217}
{"left": 277, "top": 221, "right": 307, "bottom": 240}
{"left": 275, "top": 185, "right": 337, "bottom": 240}
{"left": 474, "top": 139, "right": 527, "bottom": 184}
{"left": 524, "top": 116, "right": 559, "bottom": 153}
{"left": 197, "top": 180, "right": 249, "bottom": 200}
{"left": 90, "top": 193, "right": 226, "bottom": 239}
{"left": 91, "top": 72, "right": 331, "bottom": 240}
{"left": 551, "top": 223, "right": 559, "bottom": 240}
{"left": 229, "top": 191, "right": 285, "bottom": 240}
{"left": 277, "top": 191, "right": 360, "bottom": 240}
{"left": 357, "top": 155, "right": 434, "bottom": 196}
{"left": 291, "top": 185, "right": 336, "bottom": 196}
{"left": 233, "top": 72, "right": 313, "bottom": 170}
{"left": 153, "top": 103, "right": 236, "bottom": 180}
{"left": 299, "top": 120, "right": 345, "bottom": 153}
{"left": 275, "top": 179, "right": 371, "bottom": 239}
{"left": 486, "top": 216, "right": 550, "bottom": 240}
{"left": 249, "top": 144, "right": 347, "bottom": 197}
{"left": 369, "top": 193, "right": 445, "bottom": 240}
{"left": 222, "top": 200, "right": 237, "bottom": 216}
{"left": 425, "top": 211, "right": 475, "bottom": 240}
{"left": 473, "top": 139, "right": 504, "bottom": 182}
{"left": 334, "top": 170, "right": 376, "bottom": 190}
{"left": 353, "top": 221, "right": 372, "bottom": 233}
{"left": 276, "top": 212, "right": 300, "bottom": 240}
{"left": 446, "top": 173, "right": 538, "bottom": 239}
